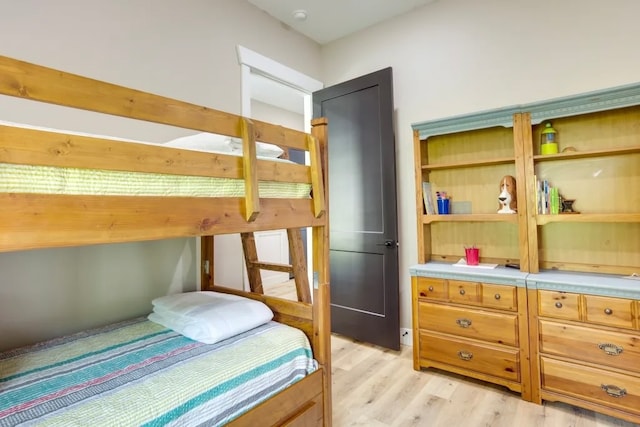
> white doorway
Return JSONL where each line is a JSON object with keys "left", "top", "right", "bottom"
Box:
{"left": 213, "top": 46, "right": 322, "bottom": 291}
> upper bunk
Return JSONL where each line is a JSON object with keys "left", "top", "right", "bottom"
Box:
{"left": 0, "top": 55, "right": 328, "bottom": 253}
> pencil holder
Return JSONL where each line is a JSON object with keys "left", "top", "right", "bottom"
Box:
{"left": 465, "top": 247, "right": 479, "bottom": 265}
{"left": 437, "top": 199, "right": 450, "bottom": 214}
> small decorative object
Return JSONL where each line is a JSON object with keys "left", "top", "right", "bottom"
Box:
{"left": 497, "top": 175, "right": 517, "bottom": 214}
{"left": 561, "top": 198, "right": 579, "bottom": 213}
{"left": 540, "top": 122, "right": 558, "bottom": 155}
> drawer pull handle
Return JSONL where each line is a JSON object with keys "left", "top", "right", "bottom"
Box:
{"left": 456, "top": 318, "right": 472, "bottom": 328}
{"left": 494, "top": 293, "right": 501, "bottom": 300}
{"left": 459, "top": 289, "right": 466, "bottom": 295}
{"left": 604, "top": 308, "right": 613, "bottom": 315}
{"left": 457, "top": 350, "right": 473, "bottom": 361}
{"left": 554, "top": 302, "right": 563, "bottom": 309}
{"left": 601, "top": 384, "right": 626, "bottom": 398}
{"left": 598, "top": 343, "right": 623, "bottom": 356}
{"left": 428, "top": 286, "right": 434, "bottom": 292}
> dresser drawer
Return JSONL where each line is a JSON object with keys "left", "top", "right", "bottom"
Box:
{"left": 420, "top": 331, "right": 519, "bottom": 381}
{"left": 538, "top": 290, "right": 580, "bottom": 321}
{"left": 416, "top": 277, "right": 447, "bottom": 300}
{"left": 481, "top": 283, "right": 517, "bottom": 311}
{"left": 539, "top": 320, "right": 640, "bottom": 373}
{"left": 418, "top": 301, "right": 518, "bottom": 346}
{"left": 583, "top": 294, "right": 635, "bottom": 329}
{"left": 541, "top": 357, "right": 640, "bottom": 415}
{"left": 448, "top": 280, "right": 480, "bottom": 304}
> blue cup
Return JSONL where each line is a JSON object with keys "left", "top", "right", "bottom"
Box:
{"left": 437, "top": 199, "right": 450, "bottom": 214}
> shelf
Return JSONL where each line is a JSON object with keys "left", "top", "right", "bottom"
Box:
{"left": 536, "top": 213, "right": 640, "bottom": 225}
{"left": 533, "top": 145, "right": 640, "bottom": 162}
{"left": 423, "top": 214, "right": 518, "bottom": 224}
{"left": 422, "top": 157, "right": 515, "bottom": 171}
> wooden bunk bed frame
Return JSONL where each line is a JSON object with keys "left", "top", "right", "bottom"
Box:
{"left": 0, "top": 55, "right": 331, "bottom": 426}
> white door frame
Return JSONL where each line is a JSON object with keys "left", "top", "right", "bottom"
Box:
{"left": 236, "top": 45, "right": 323, "bottom": 131}
{"left": 236, "top": 45, "right": 323, "bottom": 292}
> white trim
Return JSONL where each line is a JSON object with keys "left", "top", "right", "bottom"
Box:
{"left": 236, "top": 45, "right": 323, "bottom": 295}
{"left": 240, "top": 64, "right": 252, "bottom": 117}
{"left": 237, "top": 45, "right": 323, "bottom": 94}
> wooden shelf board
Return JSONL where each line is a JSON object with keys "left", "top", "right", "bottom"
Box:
{"left": 422, "top": 157, "right": 515, "bottom": 170}
{"left": 536, "top": 213, "right": 640, "bottom": 225}
{"left": 533, "top": 145, "right": 640, "bottom": 162}
{"left": 537, "top": 261, "right": 639, "bottom": 276}
{"left": 423, "top": 214, "right": 518, "bottom": 224}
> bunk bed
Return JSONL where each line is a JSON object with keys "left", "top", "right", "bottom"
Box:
{"left": 0, "top": 55, "right": 331, "bottom": 426}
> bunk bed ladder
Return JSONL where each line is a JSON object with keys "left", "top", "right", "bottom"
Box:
{"left": 200, "top": 231, "right": 311, "bottom": 303}
{"left": 241, "top": 229, "right": 311, "bottom": 303}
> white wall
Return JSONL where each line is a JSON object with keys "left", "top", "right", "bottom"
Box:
{"left": 319, "top": 0, "right": 640, "bottom": 332}
{"left": 0, "top": 0, "right": 321, "bottom": 351}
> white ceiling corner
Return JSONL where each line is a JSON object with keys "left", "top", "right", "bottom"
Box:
{"left": 247, "top": 0, "right": 437, "bottom": 45}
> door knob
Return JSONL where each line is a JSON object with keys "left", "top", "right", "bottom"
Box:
{"left": 377, "top": 240, "right": 397, "bottom": 247}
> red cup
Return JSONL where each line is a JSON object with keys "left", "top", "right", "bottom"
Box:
{"left": 465, "top": 247, "right": 479, "bottom": 266}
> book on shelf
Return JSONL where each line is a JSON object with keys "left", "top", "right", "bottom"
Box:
{"left": 422, "top": 182, "right": 435, "bottom": 215}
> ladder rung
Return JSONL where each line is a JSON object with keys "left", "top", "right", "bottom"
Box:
{"left": 251, "top": 262, "right": 294, "bottom": 273}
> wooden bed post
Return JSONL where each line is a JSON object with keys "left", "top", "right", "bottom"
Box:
{"left": 201, "top": 236, "right": 214, "bottom": 291}
{"left": 240, "top": 232, "right": 264, "bottom": 294}
{"left": 287, "top": 228, "right": 311, "bottom": 303}
{"left": 311, "top": 117, "right": 331, "bottom": 426}
{"left": 239, "top": 117, "right": 260, "bottom": 222}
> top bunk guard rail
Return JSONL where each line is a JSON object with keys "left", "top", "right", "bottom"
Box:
{"left": 0, "top": 55, "right": 327, "bottom": 252}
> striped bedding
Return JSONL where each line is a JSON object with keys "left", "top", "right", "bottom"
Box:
{"left": 0, "top": 163, "right": 311, "bottom": 199}
{"left": 0, "top": 318, "right": 317, "bottom": 426}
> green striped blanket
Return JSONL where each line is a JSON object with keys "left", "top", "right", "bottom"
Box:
{"left": 0, "top": 163, "right": 311, "bottom": 198}
{"left": 0, "top": 318, "right": 317, "bottom": 426}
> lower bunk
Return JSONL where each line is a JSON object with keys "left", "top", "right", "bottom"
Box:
{"left": 0, "top": 292, "right": 327, "bottom": 427}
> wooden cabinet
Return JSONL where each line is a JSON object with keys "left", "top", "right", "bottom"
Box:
{"left": 411, "top": 266, "right": 532, "bottom": 401}
{"left": 528, "top": 275, "right": 640, "bottom": 424}
{"left": 411, "top": 82, "right": 640, "bottom": 423}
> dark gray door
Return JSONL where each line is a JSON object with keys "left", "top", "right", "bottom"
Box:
{"left": 313, "top": 68, "right": 400, "bottom": 350}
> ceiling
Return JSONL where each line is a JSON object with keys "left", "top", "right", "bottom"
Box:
{"left": 247, "top": 0, "right": 436, "bottom": 44}
{"left": 247, "top": 0, "right": 437, "bottom": 114}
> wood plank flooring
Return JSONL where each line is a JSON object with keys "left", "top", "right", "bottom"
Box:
{"left": 265, "top": 280, "right": 638, "bottom": 427}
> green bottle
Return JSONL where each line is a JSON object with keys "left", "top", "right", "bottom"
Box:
{"left": 540, "top": 122, "right": 558, "bottom": 155}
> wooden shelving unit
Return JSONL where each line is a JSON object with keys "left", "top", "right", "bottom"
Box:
{"left": 411, "top": 81, "right": 640, "bottom": 424}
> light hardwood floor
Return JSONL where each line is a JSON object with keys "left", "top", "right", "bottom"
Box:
{"left": 265, "top": 280, "right": 638, "bottom": 427}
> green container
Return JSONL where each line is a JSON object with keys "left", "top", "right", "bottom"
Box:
{"left": 540, "top": 122, "right": 558, "bottom": 155}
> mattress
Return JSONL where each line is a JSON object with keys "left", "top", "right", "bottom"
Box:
{"left": 0, "top": 121, "right": 311, "bottom": 199}
{"left": 0, "top": 162, "right": 311, "bottom": 199}
{"left": 0, "top": 318, "right": 317, "bottom": 426}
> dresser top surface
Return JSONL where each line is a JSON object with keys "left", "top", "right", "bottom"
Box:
{"left": 410, "top": 262, "right": 528, "bottom": 287}
{"left": 410, "top": 263, "right": 640, "bottom": 298}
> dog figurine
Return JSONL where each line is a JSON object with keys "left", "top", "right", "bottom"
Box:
{"left": 497, "top": 175, "right": 517, "bottom": 214}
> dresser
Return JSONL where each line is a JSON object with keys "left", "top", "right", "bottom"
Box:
{"left": 527, "top": 272, "right": 640, "bottom": 424}
{"left": 411, "top": 263, "right": 532, "bottom": 401}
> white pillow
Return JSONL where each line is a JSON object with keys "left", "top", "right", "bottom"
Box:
{"left": 148, "top": 291, "right": 273, "bottom": 344}
{"left": 165, "top": 132, "right": 285, "bottom": 158}
{"left": 227, "top": 138, "right": 285, "bottom": 158}
{"left": 164, "top": 132, "right": 234, "bottom": 154}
